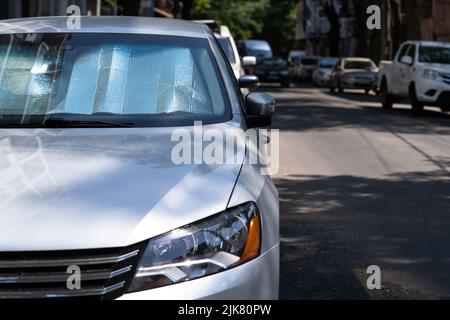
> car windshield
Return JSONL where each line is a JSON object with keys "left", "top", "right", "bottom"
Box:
{"left": 419, "top": 46, "right": 450, "bottom": 64}
{"left": 301, "top": 58, "right": 318, "bottom": 65}
{"left": 260, "top": 58, "right": 287, "bottom": 67}
{"left": 0, "top": 33, "right": 230, "bottom": 128}
{"left": 217, "top": 37, "right": 236, "bottom": 64}
{"left": 344, "top": 60, "right": 375, "bottom": 70}
{"left": 245, "top": 40, "right": 271, "bottom": 51}
{"left": 319, "top": 59, "right": 338, "bottom": 68}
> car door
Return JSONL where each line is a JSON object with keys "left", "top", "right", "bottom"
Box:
{"left": 334, "top": 60, "right": 343, "bottom": 86}
{"left": 401, "top": 44, "right": 417, "bottom": 96}
{"left": 392, "top": 43, "right": 411, "bottom": 96}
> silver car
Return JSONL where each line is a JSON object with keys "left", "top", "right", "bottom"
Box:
{"left": 312, "top": 57, "right": 339, "bottom": 87}
{"left": 330, "top": 57, "right": 379, "bottom": 94}
{"left": 0, "top": 17, "right": 279, "bottom": 300}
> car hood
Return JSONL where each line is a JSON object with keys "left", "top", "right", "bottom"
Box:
{"left": 420, "top": 63, "right": 450, "bottom": 73}
{"left": 0, "top": 124, "right": 245, "bottom": 251}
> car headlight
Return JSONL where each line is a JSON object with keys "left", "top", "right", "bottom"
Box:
{"left": 127, "top": 202, "right": 261, "bottom": 293}
{"left": 423, "top": 69, "right": 440, "bottom": 81}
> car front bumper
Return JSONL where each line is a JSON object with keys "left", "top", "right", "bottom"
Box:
{"left": 416, "top": 78, "right": 450, "bottom": 107}
{"left": 314, "top": 75, "right": 331, "bottom": 86}
{"left": 341, "top": 79, "right": 377, "bottom": 90}
{"left": 118, "top": 244, "right": 279, "bottom": 300}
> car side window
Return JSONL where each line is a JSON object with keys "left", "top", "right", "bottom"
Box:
{"left": 335, "top": 60, "right": 341, "bottom": 70}
{"left": 407, "top": 44, "right": 416, "bottom": 62}
{"left": 397, "top": 44, "right": 410, "bottom": 63}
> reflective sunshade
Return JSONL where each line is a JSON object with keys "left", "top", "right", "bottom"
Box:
{"left": 0, "top": 33, "right": 230, "bottom": 127}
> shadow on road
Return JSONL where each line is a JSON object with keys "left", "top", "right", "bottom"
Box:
{"left": 276, "top": 172, "right": 450, "bottom": 299}
{"left": 272, "top": 98, "right": 450, "bottom": 135}
{"left": 325, "top": 91, "right": 381, "bottom": 103}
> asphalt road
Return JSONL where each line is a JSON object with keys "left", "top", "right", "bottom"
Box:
{"left": 265, "top": 85, "right": 450, "bottom": 299}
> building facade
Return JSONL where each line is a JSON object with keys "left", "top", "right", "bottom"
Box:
{"left": 297, "top": 0, "right": 450, "bottom": 61}
{"left": 0, "top": 0, "right": 184, "bottom": 20}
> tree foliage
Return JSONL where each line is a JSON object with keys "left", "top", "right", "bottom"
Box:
{"left": 261, "top": 0, "right": 298, "bottom": 57}
{"left": 193, "top": 0, "right": 270, "bottom": 40}
{"left": 193, "top": 0, "right": 298, "bottom": 57}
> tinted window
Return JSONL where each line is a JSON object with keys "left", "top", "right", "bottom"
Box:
{"left": 0, "top": 33, "right": 230, "bottom": 128}
{"left": 344, "top": 60, "right": 376, "bottom": 70}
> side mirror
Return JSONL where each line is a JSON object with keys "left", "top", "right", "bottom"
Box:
{"left": 239, "top": 75, "right": 260, "bottom": 89}
{"left": 242, "top": 56, "right": 257, "bottom": 67}
{"left": 401, "top": 55, "right": 413, "bottom": 65}
{"left": 245, "top": 92, "right": 275, "bottom": 128}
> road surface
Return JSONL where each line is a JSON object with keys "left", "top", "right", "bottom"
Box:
{"left": 266, "top": 86, "right": 450, "bottom": 299}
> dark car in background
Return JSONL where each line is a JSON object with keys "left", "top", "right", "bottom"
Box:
{"left": 239, "top": 40, "right": 273, "bottom": 64}
{"left": 254, "top": 57, "right": 292, "bottom": 88}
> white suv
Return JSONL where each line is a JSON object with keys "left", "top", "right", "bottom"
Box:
{"left": 379, "top": 41, "right": 450, "bottom": 113}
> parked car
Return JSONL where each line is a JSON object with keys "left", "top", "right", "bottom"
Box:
{"left": 238, "top": 40, "right": 273, "bottom": 64}
{"left": 254, "top": 57, "right": 292, "bottom": 88}
{"left": 293, "top": 56, "right": 319, "bottom": 81}
{"left": 312, "top": 57, "right": 339, "bottom": 87}
{"left": 288, "top": 50, "right": 306, "bottom": 65}
{"left": 330, "top": 58, "right": 379, "bottom": 94}
{"left": 0, "top": 16, "right": 279, "bottom": 300}
{"left": 379, "top": 41, "right": 450, "bottom": 113}
{"left": 194, "top": 21, "right": 256, "bottom": 79}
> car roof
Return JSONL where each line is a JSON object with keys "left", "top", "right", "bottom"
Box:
{"left": 405, "top": 41, "right": 450, "bottom": 47}
{"left": 0, "top": 16, "right": 211, "bottom": 38}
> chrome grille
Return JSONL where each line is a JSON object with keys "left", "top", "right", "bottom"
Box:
{"left": 0, "top": 242, "right": 145, "bottom": 299}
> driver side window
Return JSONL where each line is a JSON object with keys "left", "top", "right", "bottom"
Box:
{"left": 397, "top": 44, "right": 411, "bottom": 63}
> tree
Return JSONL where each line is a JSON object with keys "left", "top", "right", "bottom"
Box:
{"left": 192, "top": 0, "right": 270, "bottom": 40}
{"left": 117, "top": 0, "right": 141, "bottom": 16}
{"left": 193, "top": 0, "right": 298, "bottom": 57}
{"left": 320, "top": 0, "right": 341, "bottom": 57}
{"left": 261, "top": 0, "right": 298, "bottom": 57}
{"left": 182, "top": 0, "right": 195, "bottom": 19}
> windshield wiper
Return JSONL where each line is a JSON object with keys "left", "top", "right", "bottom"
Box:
{"left": 43, "top": 114, "right": 134, "bottom": 128}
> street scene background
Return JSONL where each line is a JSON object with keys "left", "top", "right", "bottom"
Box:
{"left": 2, "top": 0, "right": 450, "bottom": 299}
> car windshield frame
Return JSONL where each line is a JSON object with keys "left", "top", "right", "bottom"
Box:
{"left": 0, "top": 32, "right": 232, "bottom": 128}
{"left": 418, "top": 45, "right": 450, "bottom": 64}
{"left": 217, "top": 36, "right": 236, "bottom": 64}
